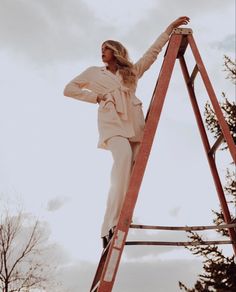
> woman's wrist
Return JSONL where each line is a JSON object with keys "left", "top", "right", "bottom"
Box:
{"left": 165, "top": 24, "right": 174, "bottom": 36}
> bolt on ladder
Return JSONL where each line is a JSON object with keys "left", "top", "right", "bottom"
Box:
{"left": 90, "top": 28, "right": 236, "bottom": 292}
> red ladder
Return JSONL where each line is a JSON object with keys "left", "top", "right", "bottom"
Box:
{"left": 90, "top": 28, "right": 236, "bottom": 292}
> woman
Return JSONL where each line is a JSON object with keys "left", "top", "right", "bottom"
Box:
{"left": 64, "top": 16, "right": 190, "bottom": 248}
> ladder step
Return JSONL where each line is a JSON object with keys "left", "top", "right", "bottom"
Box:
{"left": 130, "top": 223, "right": 236, "bottom": 231}
{"left": 125, "top": 240, "right": 235, "bottom": 246}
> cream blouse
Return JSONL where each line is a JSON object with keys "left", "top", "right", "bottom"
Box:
{"left": 64, "top": 32, "right": 169, "bottom": 149}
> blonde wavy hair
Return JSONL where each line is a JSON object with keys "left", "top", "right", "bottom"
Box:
{"left": 102, "top": 40, "right": 136, "bottom": 86}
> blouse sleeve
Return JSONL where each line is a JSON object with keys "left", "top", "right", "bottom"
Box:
{"left": 133, "top": 32, "right": 169, "bottom": 79}
{"left": 63, "top": 67, "right": 98, "bottom": 104}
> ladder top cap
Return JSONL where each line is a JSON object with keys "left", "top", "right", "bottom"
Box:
{"left": 173, "top": 27, "right": 193, "bottom": 35}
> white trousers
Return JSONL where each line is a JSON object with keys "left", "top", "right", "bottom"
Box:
{"left": 101, "top": 136, "right": 140, "bottom": 237}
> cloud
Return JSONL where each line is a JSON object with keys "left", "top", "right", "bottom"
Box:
{"left": 47, "top": 196, "right": 70, "bottom": 212}
{"left": 53, "top": 258, "right": 202, "bottom": 292}
{"left": 210, "top": 34, "right": 236, "bottom": 53}
{"left": 1, "top": 0, "right": 234, "bottom": 64}
{"left": 2, "top": 211, "right": 202, "bottom": 292}
{"left": 122, "top": 0, "right": 234, "bottom": 53}
{"left": 0, "top": 0, "right": 116, "bottom": 63}
{"left": 113, "top": 259, "right": 202, "bottom": 292}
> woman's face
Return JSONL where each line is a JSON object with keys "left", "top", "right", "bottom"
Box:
{"left": 101, "top": 44, "right": 115, "bottom": 63}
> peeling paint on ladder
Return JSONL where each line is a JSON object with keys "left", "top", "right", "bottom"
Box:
{"left": 104, "top": 249, "right": 120, "bottom": 282}
{"left": 104, "top": 230, "right": 125, "bottom": 282}
{"left": 114, "top": 230, "right": 125, "bottom": 248}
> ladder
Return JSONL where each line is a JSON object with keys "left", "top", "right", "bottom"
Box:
{"left": 90, "top": 28, "right": 236, "bottom": 292}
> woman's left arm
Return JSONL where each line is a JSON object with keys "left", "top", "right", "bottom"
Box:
{"left": 133, "top": 16, "right": 190, "bottom": 79}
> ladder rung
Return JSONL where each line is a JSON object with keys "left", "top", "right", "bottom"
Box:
{"left": 208, "top": 133, "right": 224, "bottom": 155}
{"left": 125, "top": 240, "right": 235, "bottom": 246}
{"left": 130, "top": 223, "right": 236, "bottom": 231}
{"left": 91, "top": 281, "right": 100, "bottom": 292}
{"left": 188, "top": 64, "right": 199, "bottom": 84}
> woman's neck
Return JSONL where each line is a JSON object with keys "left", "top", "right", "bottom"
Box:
{"left": 106, "top": 62, "right": 118, "bottom": 74}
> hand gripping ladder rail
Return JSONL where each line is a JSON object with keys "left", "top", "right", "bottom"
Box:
{"left": 90, "top": 28, "right": 236, "bottom": 292}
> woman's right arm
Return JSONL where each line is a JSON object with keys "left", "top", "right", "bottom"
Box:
{"left": 64, "top": 67, "right": 100, "bottom": 104}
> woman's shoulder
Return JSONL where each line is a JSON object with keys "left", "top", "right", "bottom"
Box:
{"left": 78, "top": 66, "right": 103, "bottom": 79}
{"left": 84, "top": 66, "right": 103, "bottom": 72}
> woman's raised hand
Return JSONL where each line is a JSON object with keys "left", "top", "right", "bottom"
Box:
{"left": 165, "top": 16, "right": 190, "bottom": 35}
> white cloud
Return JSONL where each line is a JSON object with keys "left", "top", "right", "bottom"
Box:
{"left": 54, "top": 258, "right": 202, "bottom": 292}
{"left": 113, "top": 259, "right": 202, "bottom": 292}
{"left": 210, "top": 34, "right": 235, "bottom": 53}
{"left": 1, "top": 0, "right": 234, "bottom": 64}
{"left": 122, "top": 0, "right": 234, "bottom": 53}
{"left": 0, "top": 0, "right": 116, "bottom": 62}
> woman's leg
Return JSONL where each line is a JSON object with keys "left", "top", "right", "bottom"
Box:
{"left": 101, "top": 136, "right": 133, "bottom": 238}
{"left": 130, "top": 141, "right": 141, "bottom": 166}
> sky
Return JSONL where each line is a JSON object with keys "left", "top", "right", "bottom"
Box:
{"left": 0, "top": 0, "right": 235, "bottom": 291}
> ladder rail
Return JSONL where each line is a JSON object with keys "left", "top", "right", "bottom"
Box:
{"left": 187, "top": 34, "right": 236, "bottom": 163}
